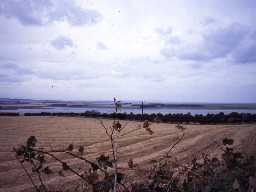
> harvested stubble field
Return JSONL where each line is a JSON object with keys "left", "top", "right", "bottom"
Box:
{"left": 0, "top": 116, "right": 256, "bottom": 192}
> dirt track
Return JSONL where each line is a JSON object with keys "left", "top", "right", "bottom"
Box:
{"left": 0, "top": 116, "right": 256, "bottom": 192}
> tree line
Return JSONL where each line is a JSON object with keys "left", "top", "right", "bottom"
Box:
{"left": 1, "top": 111, "right": 256, "bottom": 124}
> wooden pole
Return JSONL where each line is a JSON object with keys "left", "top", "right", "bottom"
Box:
{"left": 141, "top": 101, "right": 144, "bottom": 116}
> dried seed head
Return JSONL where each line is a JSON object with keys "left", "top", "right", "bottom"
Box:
{"left": 143, "top": 120, "right": 150, "bottom": 128}
{"left": 78, "top": 145, "right": 85, "bottom": 155}
{"left": 128, "top": 158, "right": 134, "bottom": 168}
{"left": 113, "top": 120, "right": 122, "bottom": 132}
{"left": 66, "top": 144, "right": 74, "bottom": 151}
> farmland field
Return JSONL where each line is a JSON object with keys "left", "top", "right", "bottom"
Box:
{"left": 0, "top": 116, "right": 256, "bottom": 192}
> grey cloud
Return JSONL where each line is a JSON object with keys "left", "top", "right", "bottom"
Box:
{"left": 231, "top": 32, "right": 256, "bottom": 64}
{"left": 0, "top": 74, "right": 23, "bottom": 82}
{"left": 0, "top": 62, "right": 33, "bottom": 82}
{"left": 1, "top": 62, "right": 19, "bottom": 70}
{"left": 0, "top": 60, "right": 102, "bottom": 82}
{"left": 33, "top": 63, "right": 102, "bottom": 80}
{"left": 200, "top": 23, "right": 248, "bottom": 59}
{"left": 0, "top": 62, "right": 33, "bottom": 75}
{"left": 0, "top": 0, "right": 52, "bottom": 26}
{"left": 0, "top": 0, "right": 102, "bottom": 26}
{"left": 161, "top": 23, "right": 250, "bottom": 62}
{"left": 201, "top": 17, "right": 217, "bottom": 26}
{"left": 110, "top": 57, "right": 168, "bottom": 82}
{"left": 36, "top": 71, "right": 99, "bottom": 80}
{"left": 142, "top": 75, "right": 165, "bottom": 82}
{"left": 155, "top": 27, "right": 173, "bottom": 37}
{"left": 51, "top": 36, "right": 74, "bottom": 50}
{"left": 156, "top": 27, "right": 180, "bottom": 45}
{"left": 97, "top": 42, "right": 108, "bottom": 50}
{"left": 233, "top": 44, "right": 256, "bottom": 64}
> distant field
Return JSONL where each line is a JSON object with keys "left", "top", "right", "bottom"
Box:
{"left": 0, "top": 116, "right": 256, "bottom": 192}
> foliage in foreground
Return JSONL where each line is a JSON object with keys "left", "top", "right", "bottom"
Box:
{"left": 14, "top": 121, "right": 256, "bottom": 192}
{"left": 132, "top": 139, "right": 256, "bottom": 192}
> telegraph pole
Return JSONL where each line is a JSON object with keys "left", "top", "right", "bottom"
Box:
{"left": 141, "top": 101, "right": 144, "bottom": 116}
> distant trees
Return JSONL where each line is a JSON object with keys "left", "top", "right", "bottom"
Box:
{"left": 0, "top": 112, "right": 19, "bottom": 116}
{"left": 4, "top": 111, "right": 255, "bottom": 124}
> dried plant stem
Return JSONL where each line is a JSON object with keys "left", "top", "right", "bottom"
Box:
{"left": 99, "top": 118, "right": 118, "bottom": 192}
{"left": 37, "top": 171, "right": 47, "bottom": 192}
{"left": 31, "top": 161, "right": 48, "bottom": 192}
{"left": 112, "top": 138, "right": 118, "bottom": 192}
{"left": 15, "top": 155, "right": 40, "bottom": 192}
{"left": 65, "top": 151, "right": 108, "bottom": 174}
{"left": 31, "top": 149, "right": 88, "bottom": 183}
{"left": 166, "top": 132, "right": 185, "bottom": 157}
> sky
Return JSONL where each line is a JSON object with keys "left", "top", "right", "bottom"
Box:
{"left": 0, "top": 0, "right": 256, "bottom": 102}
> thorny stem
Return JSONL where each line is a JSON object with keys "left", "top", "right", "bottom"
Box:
{"left": 31, "top": 160, "right": 48, "bottom": 192}
{"left": 99, "top": 116, "right": 158, "bottom": 192}
{"left": 155, "top": 130, "right": 207, "bottom": 183}
{"left": 166, "top": 132, "right": 185, "bottom": 157}
{"left": 15, "top": 155, "right": 40, "bottom": 192}
{"left": 99, "top": 113, "right": 156, "bottom": 192}
{"left": 112, "top": 136, "right": 118, "bottom": 192}
{"left": 112, "top": 110, "right": 118, "bottom": 192}
{"left": 98, "top": 119, "right": 110, "bottom": 137}
{"left": 31, "top": 149, "right": 88, "bottom": 184}
{"left": 47, "top": 146, "right": 115, "bottom": 175}
{"left": 37, "top": 171, "right": 47, "bottom": 192}
{"left": 98, "top": 118, "right": 118, "bottom": 191}
{"left": 65, "top": 151, "right": 108, "bottom": 175}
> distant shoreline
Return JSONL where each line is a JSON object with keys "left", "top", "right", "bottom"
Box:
{"left": 1, "top": 98, "right": 256, "bottom": 117}
{"left": 1, "top": 98, "right": 256, "bottom": 109}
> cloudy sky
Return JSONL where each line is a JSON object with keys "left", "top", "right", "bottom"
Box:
{"left": 0, "top": 0, "right": 256, "bottom": 102}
